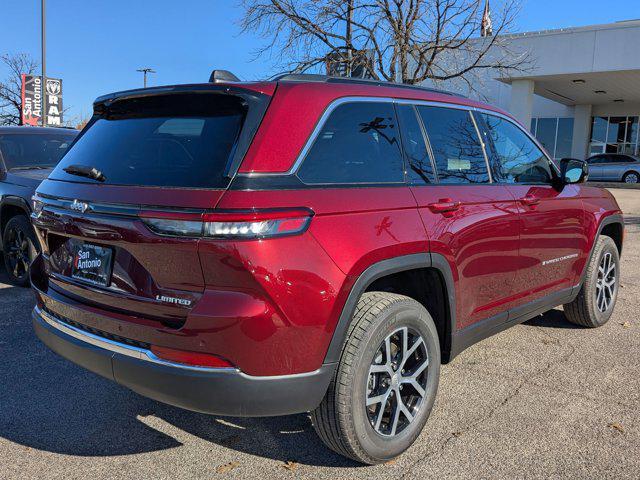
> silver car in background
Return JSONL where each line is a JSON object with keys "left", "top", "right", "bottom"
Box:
{"left": 586, "top": 153, "right": 640, "bottom": 183}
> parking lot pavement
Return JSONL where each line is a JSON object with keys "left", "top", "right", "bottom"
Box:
{"left": 1, "top": 189, "right": 639, "bottom": 479}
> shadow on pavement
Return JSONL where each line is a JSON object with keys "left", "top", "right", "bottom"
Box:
{"left": 0, "top": 297, "right": 357, "bottom": 467}
{"left": 522, "top": 308, "right": 581, "bottom": 329}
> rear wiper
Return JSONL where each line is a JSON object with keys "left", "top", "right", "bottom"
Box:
{"left": 63, "top": 164, "right": 106, "bottom": 182}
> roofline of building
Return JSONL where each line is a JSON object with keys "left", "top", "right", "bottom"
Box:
{"left": 501, "top": 18, "right": 640, "bottom": 40}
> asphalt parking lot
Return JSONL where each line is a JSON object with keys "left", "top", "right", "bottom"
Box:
{"left": 1, "top": 189, "right": 639, "bottom": 479}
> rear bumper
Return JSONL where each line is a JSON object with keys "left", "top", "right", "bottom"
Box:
{"left": 33, "top": 306, "right": 335, "bottom": 417}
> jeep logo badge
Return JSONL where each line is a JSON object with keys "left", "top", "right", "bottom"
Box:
{"left": 70, "top": 199, "right": 90, "bottom": 213}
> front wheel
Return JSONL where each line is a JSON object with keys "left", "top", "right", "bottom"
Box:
{"left": 311, "top": 292, "right": 440, "bottom": 465}
{"left": 623, "top": 171, "right": 639, "bottom": 184}
{"left": 564, "top": 236, "right": 620, "bottom": 327}
{"left": 2, "top": 215, "right": 38, "bottom": 287}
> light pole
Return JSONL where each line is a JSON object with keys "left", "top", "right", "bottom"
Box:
{"left": 41, "top": 0, "right": 46, "bottom": 127}
{"left": 136, "top": 68, "right": 156, "bottom": 88}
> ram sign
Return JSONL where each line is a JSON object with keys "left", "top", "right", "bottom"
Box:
{"left": 21, "top": 74, "right": 63, "bottom": 126}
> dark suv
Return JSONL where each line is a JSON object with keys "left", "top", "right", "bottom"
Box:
{"left": 31, "top": 75, "right": 623, "bottom": 464}
{"left": 0, "top": 126, "right": 77, "bottom": 285}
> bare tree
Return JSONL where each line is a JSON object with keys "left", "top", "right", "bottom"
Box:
{"left": 0, "top": 53, "right": 39, "bottom": 125}
{"left": 240, "top": 0, "right": 530, "bottom": 88}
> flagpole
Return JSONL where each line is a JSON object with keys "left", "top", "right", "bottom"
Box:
{"left": 41, "top": 0, "right": 47, "bottom": 127}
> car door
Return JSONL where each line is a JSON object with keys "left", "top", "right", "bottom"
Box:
{"left": 587, "top": 155, "right": 607, "bottom": 180}
{"left": 600, "top": 155, "right": 619, "bottom": 180}
{"left": 477, "top": 112, "right": 587, "bottom": 306}
{"left": 603, "top": 155, "right": 631, "bottom": 181}
{"left": 399, "top": 103, "right": 521, "bottom": 329}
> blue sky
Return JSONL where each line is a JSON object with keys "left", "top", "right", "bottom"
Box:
{"left": 1, "top": 0, "right": 638, "bottom": 123}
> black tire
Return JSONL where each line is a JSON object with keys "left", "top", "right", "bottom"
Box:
{"left": 564, "top": 236, "right": 620, "bottom": 327}
{"left": 311, "top": 292, "right": 440, "bottom": 465}
{"left": 622, "top": 171, "right": 639, "bottom": 184}
{"left": 2, "top": 215, "right": 38, "bottom": 287}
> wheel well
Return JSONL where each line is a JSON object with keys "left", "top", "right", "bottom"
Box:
{"left": 366, "top": 267, "right": 452, "bottom": 363}
{"left": 601, "top": 222, "right": 623, "bottom": 254}
{"left": 1, "top": 204, "right": 29, "bottom": 237}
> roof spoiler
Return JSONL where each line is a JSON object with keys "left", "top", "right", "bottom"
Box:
{"left": 209, "top": 70, "right": 241, "bottom": 83}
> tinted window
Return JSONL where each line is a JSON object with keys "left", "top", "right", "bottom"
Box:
{"left": 50, "top": 94, "right": 246, "bottom": 188}
{"left": 298, "top": 102, "right": 403, "bottom": 184}
{"left": 556, "top": 118, "right": 574, "bottom": 159}
{"left": 417, "top": 106, "right": 489, "bottom": 184}
{"left": 588, "top": 155, "right": 606, "bottom": 164}
{"left": 396, "top": 104, "right": 434, "bottom": 184}
{"left": 535, "top": 118, "right": 557, "bottom": 155}
{"left": 608, "top": 117, "right": 627, "bottom": 143}
{"left": 480, "top": 114, "right": 553, "bottom": 184}
{"left": 0, "top": 133, "right": 75, "bottom": 170}
{"left": 591, "top": 117, "right": 608, "bottom": 143}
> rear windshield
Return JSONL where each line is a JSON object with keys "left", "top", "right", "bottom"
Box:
{"left": 0, "top": 132, "right": 76, "bottom": 170}
{"left": 50, "top": 93, "right": 247, "bottom": 188}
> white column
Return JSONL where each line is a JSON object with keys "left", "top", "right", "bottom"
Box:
{"left": 509, "top": 79, "right": 535, "bottom": 129}
{"left": 571, "top": 104, "right": 593, "bottom": 160}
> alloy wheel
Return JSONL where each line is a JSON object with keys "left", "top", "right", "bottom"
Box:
{"left": 366, "top": 327, "right": 429, "bottom": 437}
{"left": 595, "top": 252, "right": 616, "bottom": 313}
{"left": 5, "top": 227, "right": 31, "bottom": 281}
{"left": 624, "top": 173, "right": 639, "bottom": 183}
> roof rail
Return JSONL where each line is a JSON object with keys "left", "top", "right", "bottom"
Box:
{"left": 270, "top": 73, "right": 463, "bottom": 97}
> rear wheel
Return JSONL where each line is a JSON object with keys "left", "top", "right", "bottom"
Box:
{"left": 311, "top": 292, "right": 440, "bottom": 464}
{"left": 623, "top": 171, "right": 639, "bottom": 184}
{"left": 564, "top": 236, "right": 620, "bottom": 327}
{"left": 2, "top": 215, "right": 38, "bottom": 287}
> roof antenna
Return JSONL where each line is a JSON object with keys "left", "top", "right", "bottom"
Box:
{"left": 209, "top": 70, "right": 240, "bottom": 83}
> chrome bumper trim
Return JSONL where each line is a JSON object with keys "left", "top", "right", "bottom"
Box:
{"left": 35, "top": 306, "right": 236, "bottom": 373}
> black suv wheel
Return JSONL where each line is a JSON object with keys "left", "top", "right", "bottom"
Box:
{"left": 311, "top": 292, "right": 440, "bottom": 464}
{"left": 2, "top": 215, "right": 38, "bottom": 287}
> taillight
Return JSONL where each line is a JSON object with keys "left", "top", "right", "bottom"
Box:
{"left": 139, "top": 208, "right": 313, "bottom": 239}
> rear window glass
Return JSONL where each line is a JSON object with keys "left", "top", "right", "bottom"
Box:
{"left": 50, "top": 94, "right": 247, "bottom": 188}
{"left": 297, "top": 102, "right": 404, "bottom": 184}
{"left": 417, "top": 106, "right": 489, "bottom": 184}
{"left": 0, "top": 133, "right": 76, "bottom": 170}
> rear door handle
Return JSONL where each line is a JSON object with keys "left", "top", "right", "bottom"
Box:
{"left": 519, "top": 195, "right": 540, "bottom": 207}
{"left": 427, "top": 198, "right": 461, "bottom": 214}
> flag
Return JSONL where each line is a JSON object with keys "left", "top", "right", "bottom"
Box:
{"left": 481, "top": 0, "right": 493, "bottom": 37}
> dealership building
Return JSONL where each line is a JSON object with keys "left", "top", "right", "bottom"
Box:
{"left": 432, "top": 19, "right": 640, "bottom": 160}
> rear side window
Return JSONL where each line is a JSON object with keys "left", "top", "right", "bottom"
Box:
{"left": 417, "top": 106, "right": 489, "bottom": 184}
{"left": 396, "top": 104, "right": 435, "bottom": 184}
{"left": 0, "top": 133, "right": 75, "bottom": 170}
{"left": 297, "top": 102, "right": 404, "bottom": 184}
{"left": 50, "top": 94, "right": 247, "bottom": 188}
{"left": 480, "top": 113, "right": 553, "bottom": 184}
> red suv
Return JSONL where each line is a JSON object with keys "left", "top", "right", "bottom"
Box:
{"left": 31, "top": 74, "right": 623, "bottom": 464}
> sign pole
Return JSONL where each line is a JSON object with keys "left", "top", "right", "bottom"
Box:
{"left": 41, "top": 0, "right": 46, "bottom": 127}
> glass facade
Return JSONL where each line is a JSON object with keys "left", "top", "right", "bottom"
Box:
{"left": 589, "top": 115, "right": 640, "bottom": 155}
{"left": 530, "top": 117, "right": 574, "bottom": 159}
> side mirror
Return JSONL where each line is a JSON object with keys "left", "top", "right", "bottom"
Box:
{"left": 560, "top": 158, "right": 588, "bottom": 185}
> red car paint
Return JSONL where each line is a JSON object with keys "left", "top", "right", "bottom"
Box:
{"left": 31, "top": 78, "right": 622, "bottom": 382}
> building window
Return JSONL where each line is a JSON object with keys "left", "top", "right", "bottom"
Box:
{"left": 589, "top": 116, "right": 640, "bottom": 156}
{"left": 530, "top": 117, "right": 574, "bottom": 159}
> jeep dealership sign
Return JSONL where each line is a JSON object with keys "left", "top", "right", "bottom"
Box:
{"left": 20, "top": 74, "right": 63, "bottom": 126}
